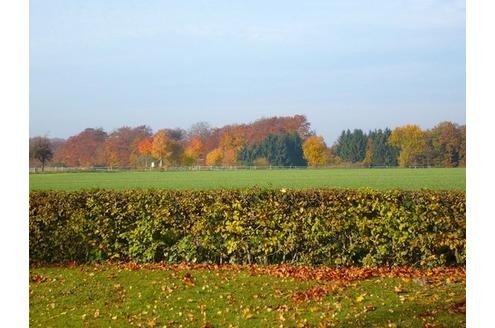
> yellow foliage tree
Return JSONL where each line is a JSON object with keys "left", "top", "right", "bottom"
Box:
{"left": 206, "top": 148, "right": 223, "bottom": 166}
{"left": 151, "top": 130, "right": 171, "bottom": 168}
{"left": 303, "top": 135, "right": 328, "bottom": 167}
{"left": 388, "top": 125, "right": 426, "bottom": 167}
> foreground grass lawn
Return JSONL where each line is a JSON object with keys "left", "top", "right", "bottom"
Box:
{"left": 29, "top": 167, "right": 466, "bottom": 191}
{"left": 30, "top": 264, "right": 465, "bottom": 327}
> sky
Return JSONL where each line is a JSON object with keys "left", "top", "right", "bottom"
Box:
{"left": 29, "top": 0, "right": 466, "bottom": 144}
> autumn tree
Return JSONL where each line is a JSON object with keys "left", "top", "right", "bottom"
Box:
{"left": 138, "top": 137, "right": 153, "bottom": 156}
{"left": 137, "top": 137, "right": 154, "bottom": 168}
{"left": 30, "top": 136, "right": 53, "bottom": 171}
{"left": 246, "top": 114, "right": 313, "bottom": 143}
{"left": 53, "top": 128, "right": 107, "bottom": 167}
{"left": 152, "top": 130, "right": 171, "bottom": 168}
{"left": 303, "top": 135, "right": 328, "bottom": 167}
{"left": 206, "top": 148, "right": 223, "bottom": 166}
{"left": 290, "top": 114, "right": 313, "bottom": 139}
{"left": 388, "top": 125, "right": 427, "bottom": 167}
{"left": 150, "top": 129, "right": 185, "bottom": 167}
{"left": 187, "top": 122, "right": 212, "bottom": 164}
{"left": 428, "top": 121, "right": 463, "bottom": 167}
{"left": 219, "top": 127, "right": 246, "bottom": 165}
{"left": 129, "top": 126, "right": 153, "bottom": 167}
{"left": 104, "top": 126, "right": 152, "bottom": 168}
{"left": 184, "top": 136, "right": 204, "bottom": 166}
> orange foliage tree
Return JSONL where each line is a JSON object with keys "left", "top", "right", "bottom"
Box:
{"left": 184, "top": 136, "right": 204, "bottom": 165}
{"left": 151, "top": 129, "right": 184, "bottom": 167}
{"left": 137, "top": 137, "right": 154, "bottom": 168}
{"left": 219, "top": 127, "right": 246, "bottom": 165}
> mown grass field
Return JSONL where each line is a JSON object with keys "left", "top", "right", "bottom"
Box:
{"left": 29, "top": 167, "right": 465, "bottom": 191}
{"left": 30, "top": 264, "right": 465, "bottom": 328}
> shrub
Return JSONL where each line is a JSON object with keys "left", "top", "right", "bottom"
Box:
{"left": 29, "top": 188, "right": 465, "bottom": 267}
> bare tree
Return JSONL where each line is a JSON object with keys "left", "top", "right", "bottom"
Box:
{"left": 30, "top": 136, "right": 53, "bottom": 171}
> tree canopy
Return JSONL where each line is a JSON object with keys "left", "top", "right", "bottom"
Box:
{"left": 30, "top": 136, "right": 53, "bottom": 171}
{"left": 31, "top": 116, "right": 465, "bottom": 170}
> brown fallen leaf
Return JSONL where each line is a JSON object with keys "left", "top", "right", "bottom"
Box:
{"left": 364, "top": 305, "right": 376, "bottom": 312}
{"left": 30, "top": 274, "right": 48, "bottom": 283}
{"left": 449, "top": 297, "right": 466, "bottom": 314}
{"left": 183, "top": 272, "right": 195, "bottom": 287}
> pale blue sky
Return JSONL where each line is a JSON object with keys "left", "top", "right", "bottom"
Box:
{"left": 30, "top": 0, "right": 465, "bottom": 144}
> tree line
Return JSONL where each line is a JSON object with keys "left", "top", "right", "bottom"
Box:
{"left": 332, "top": 122, "right": 466, "bottom": 167}
{"left": 29, "top": 115, "right": 466, "bottom": 171}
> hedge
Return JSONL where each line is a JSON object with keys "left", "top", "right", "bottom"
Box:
{"left": 29, "top": 188, "right": 465, "bottom": 267}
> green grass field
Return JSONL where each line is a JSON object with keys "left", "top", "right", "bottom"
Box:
{"left": 30, "top": 264, "right": 465, "bottom": 327}
{"left": 30, "top": 168, "right": 465, "bottom": 326}
{"left": 29, "top": 167, "right": 465, "bottom": 191}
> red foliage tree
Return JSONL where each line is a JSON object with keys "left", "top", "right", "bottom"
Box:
{"left": 104, "top": 126, "right": 152, "bottom": 168}
{"left": 137, "top": 137, "right": 153, "bottom": 156}
{"left": 52, "top": 128, "right": 108, "bottom": 167}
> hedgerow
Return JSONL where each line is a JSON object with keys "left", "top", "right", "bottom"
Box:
{"left": 29, "top": 188, "right": 465, "bottom": 267}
